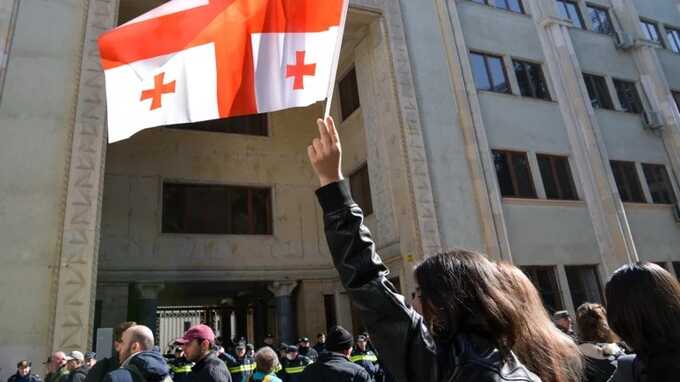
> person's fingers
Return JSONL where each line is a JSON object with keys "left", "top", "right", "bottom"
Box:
{"left": 312, "top": 138, "right": 323, "bottom": 156}
{"left": 307, "top": 145, "right": 317, "bottom": 162}
{"left": 317, "top": 118, "right": 331, "bottom": 146}
{"left": 326, "top": 116, "right": 339, "bottom": 144}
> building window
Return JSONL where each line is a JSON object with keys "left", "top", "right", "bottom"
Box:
{"left": 349, "top": 164, "right": 373, "bottom": 216}
{"left": 323, "top": 295, "right": 337, "bottom": 331}
{"left": 556, "top": 0, "right": 584, "bottom": 29}
{"left": 492, "top": 150, "right": 537, "bottom": 198}
{"left": 470, "top": 0, "right": 524, "bottom": 13}
{"left": 667, "top": 27, "right": 680, "bottom": 54}
{"left": 513, "top": 60, "right": 551, "bottom": 100}
{"left": 470, "top": 52, "right": 510, "bottom": 94}
{"left": 168, "top": 114, "right": 268, "bottom": 136}
{"left": 642, "top": 164, "right": 676, "bottom": 204}
{"left": 613, "top": 79, "right": 644, "bottom": 114}
{"left": 583, "top": 74, "right": 614, "bottom": 110}
{"left": 566, "top": 265, "right": 603, "bottom": 308}
{"left": 162, "top": 183, "right": 272, "bottom": 235}
{"left": 587, "top": 5, "right": 614, "bottom": 35}
{"left": 640, "top": 20, "right": 663, "bottom": 45}
{"left": 610, "top": 161, "right": 646, "bottom": 203}
{"left": 537, "top": 154, "right": 578, "bottom": 200}
{"left": 339, "top": 67, "right": 361, "bottom": 121}
{"left": 520, "top": 266, "right": 565, "bottom": 313}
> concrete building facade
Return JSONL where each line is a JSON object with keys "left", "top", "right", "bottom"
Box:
{"left": 1, "top": 0, "right": 680, "bottom": 378}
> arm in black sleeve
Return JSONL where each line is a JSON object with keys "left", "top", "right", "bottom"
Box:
{"left": 316, "top": 181, "right": 437, "bottom": 382}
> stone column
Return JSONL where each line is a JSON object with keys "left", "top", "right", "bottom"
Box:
{"left": 268, "top": 281, "right": 298, "bottom": 344}
{"left": 134, "top": 283, "right": 164, "bottom": 337}
{"left": 254, "top": 298, "right": 268, "bottom": 347}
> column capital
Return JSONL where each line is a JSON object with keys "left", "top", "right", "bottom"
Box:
{"left": 135, "top": 282, "right": 165, "bottom": 300}
{"left": 268, "top": 281, "right": 298, "bottom": 297}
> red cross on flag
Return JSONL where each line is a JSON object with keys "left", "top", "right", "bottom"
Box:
{"left": 99, "top": 0, "right": 349, "bottom": 143}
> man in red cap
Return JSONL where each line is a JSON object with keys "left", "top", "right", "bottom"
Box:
{"left": 176, "top": 325, "right": 231, "bottom": 382}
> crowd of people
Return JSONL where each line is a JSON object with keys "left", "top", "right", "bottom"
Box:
{"left": 8, "top": 116, "right": 680, "bottom": 382}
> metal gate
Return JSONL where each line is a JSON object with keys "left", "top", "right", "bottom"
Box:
{"left": 156, "top": 306, "right": 223, "bottom": 353}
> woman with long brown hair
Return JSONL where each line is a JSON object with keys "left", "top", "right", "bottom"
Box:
{"left": 308, "top": 117, "right": 540, "bottom": 381}
{"left": 606, "top": 262, "right": 680, "bottom": 382}
{"left": 495, "top": 263, "right": 582, "bottom": 382}
{"left": 575, "top": 303, "right": 625, "bottom": 382}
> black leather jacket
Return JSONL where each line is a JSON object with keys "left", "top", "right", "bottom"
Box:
{"left": 316, "top": 181, "right": 541, "bottom": 382}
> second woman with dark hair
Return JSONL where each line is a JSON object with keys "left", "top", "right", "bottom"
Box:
{"left": 574, "top": 303, "right": 624, "bottom": 382}
{"left": 308, "top": 117, "right": 539, "bottom": 381}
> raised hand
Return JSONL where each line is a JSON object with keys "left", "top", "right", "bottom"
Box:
{"left": 307, "top": 116, "right": 343, "bottom": 187}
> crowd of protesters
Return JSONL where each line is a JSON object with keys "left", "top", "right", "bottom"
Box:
{"left": 8, "top": 116, "right": 680, "bottom": 382}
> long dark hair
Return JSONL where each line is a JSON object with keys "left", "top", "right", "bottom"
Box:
{"left": 576, "top": 303, "right": 618, "bottom": 344}
{"left": 605, "top": 262, "right": 680, "bottom": 374}
{"left": 413, "top": 250, "right": 522, "bottom": 355}
{"left": 496, "top": 263, "right": 583, "bottom": 382}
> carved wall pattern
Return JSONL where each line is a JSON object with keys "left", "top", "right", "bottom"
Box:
{"left": 51, "top": 0, "right": 116, "bottom": 351}
{"left": 0, "top": 0, "right": 19, "bottom": 103}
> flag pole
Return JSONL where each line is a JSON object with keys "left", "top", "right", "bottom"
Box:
{"left": 324, "top": 0, "right": 350, "bottom": 119}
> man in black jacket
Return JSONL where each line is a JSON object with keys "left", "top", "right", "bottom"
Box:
{"left": 85, "top": 322, "right": 136, "bottom": 382}
{"left": 8, "top": 361, "right": 41, "bottom": 382}
{"left": 103, "top": 325, "right": 172, "bottom": 382}
{"left": 300, "top": 326, "right": 371, "bottom": 382}
{"left": 176, "top": 325, "right": 231, "bottom": 382}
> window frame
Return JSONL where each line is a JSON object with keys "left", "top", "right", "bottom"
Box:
{"left": 161, "top": 182, "right": 273, "bottom": 235}
{"left": 470, "top": 51, "right": 511, "bottom": 94}
{"left": 610, "top": 160, "right": 647, "bottom": 203}
{"left": 167, "top": 114, "right": 269, "bottom": 136}
{"left": 666, "top": 26, "right": 680, "bottom": 54}
{"left": 537, "top": 154, "right": 579, "bottom": 201}
{"left": 520, "top": 266, "right": 565, "bottom": 314}
{"left": 641, "top": 163, "right": 677, "bottom": 205}
{"left": 349, "top": 164, "right": 374, "bottom": 216}
{"left": 586, "top": 4, "right": 614, "bottom": 35}
{"left": 613, "top": 78, "right": 644, "bottom": 114}
{"left": 565, "top": 265, "right": 604, "bottom": 308}
{"left": 512, "top": 59, "right": 551, "bottom": 100}
{"left": 470, "top": 0, "right": 525, "bottom": 14}
{"left": 640, "top": 19, "right": 664, "bottom": 46}
{"left": 492, "top": 150, "right": 538, "bottom": 199}
{"left": 556, "top": 0, "right": 585, "bottom": 29}
{"left": 339, "top": 67, "right": 361, "bottom": 121}
{"left": 582, "top": 73, "right": 614, "bottom": 110}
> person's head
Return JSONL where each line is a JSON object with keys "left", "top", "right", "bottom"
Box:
{"left": 264, "top": 335, "right": 275, "bottom": 346}
{"left": 355, "top": 335, "right": 367, "bottom": 351}
{"left": 316, "top": 333, "right": 326, "bottom": 344}
{"left": 113, "top": 321, "right": 137, "bottom": 353}
{"left": 297, "top": 337, "right": 310, "bottom": 349}
{"left": 576, "top": 303, "right": 618, "bottom": 344}
{"left": 285, "top": 346, "right": 299, "bottom": 361}
{"left": 118, "top": 325, "right": 155, "bottom": 363}
{"left": 552, "top": 311, "right": 573, "bottom": 333}
{"left": 246, "top": 344, "right": 254, "bottom": 356}
{"left": 84, "top": 352, "right": 96, "bottom": 368}
{"left": 235, "top": 344, "right": 246, "bottom": 358}
{"left": 254, "top": 347, "right": 279, "bottom": 374}
{"left": 496, "top": 263, "right": 583, "bottom": 382}
{"left": 17, "top": 361, "right": 31, "bottom": 377}
{"left": 325, "top": 326, "right": 353, "bottom": 357}
{"left": 65, "top": 351, "right": 84, "bottom": 371}
{"left": 413, "top": 250, "right": 522, "bottom": 352}
{"left": 176, "top": 324, "right": 215, "bottom": 362}
{"left": 605, "top": 262, "right": 680, "bottom": 356}
{"left": 50, "top": 352, "right": 66, "bottom": 370}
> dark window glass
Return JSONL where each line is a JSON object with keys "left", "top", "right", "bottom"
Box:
{"left": 520, "top": 266, "right": 564, "bottom": 313}
{"left": 673, "top": 91, "right": 680, "bottom": 110}
{"left": 162, "top": 183, "right": 272, "bottom": 234}
{"left": 642, "top": 164, "right": 676, "bottom": 204}
{"left": 340, "top": 68, "right": 361, "bottom": 121}
{"left": 610, "top": 161, "right": 646, "bottom": 203}
{"left": 471, "top": 0, "right": 524, "bottom": 13}
{"left": 587, "top": 5, "right": 614, "bottom": 35}
{"left": 556, "top": 0, "right": 584, "bottom": 29}
{"left": 613, "top": 79, "right": 644, "bottom": 114}
{"left": 583, "top": 74, "right": 614, "bottom": 110}
{"left": 537, "top": 154, "right": 578, "bottom": 200}
{"left": 492, "top": 150, "right": 537, "bottom": 198}
{"left": 640, "top": 20, "right": 663, "bottom": 45}
{"left": 168, "top": 114, "right": 268, "bottom": 136}
{"left": 668, "top": 28, "right": 680, "bottom": 54}
{"left": 470, "top": 52, "right": 510, "bottom": 93}
{"left": 349, "top": 164, "right": 373, "bottom": 215}
{"left": 513, "top": 60, "right": 550, "bottom": 100}
{"left": 323, "top": 295, "right": 337, "bottom": 331}
{"left": 565, "top": 265, "right": 603, "bottom": 308}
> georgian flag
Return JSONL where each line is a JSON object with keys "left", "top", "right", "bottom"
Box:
{"left": 98, "top": 0, "right": 348, "bottom": 143}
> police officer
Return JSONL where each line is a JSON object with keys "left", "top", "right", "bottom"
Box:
{"left": 351, "top": 335, "right": 380, "bottom": 381}
{"left": 168, "top": 348, "right": 193, "bottom": 382}
{"left": 225, "top": 343, "right": 255, "bottom": 382}
{"left": 296, "top": 338, "right": 318, "bottom": 362}
{"left": 279, "top": 346, "right": 312, "bottom": 382}
{"left": 8, "top": 361, "right": 41, "bottom": 382}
